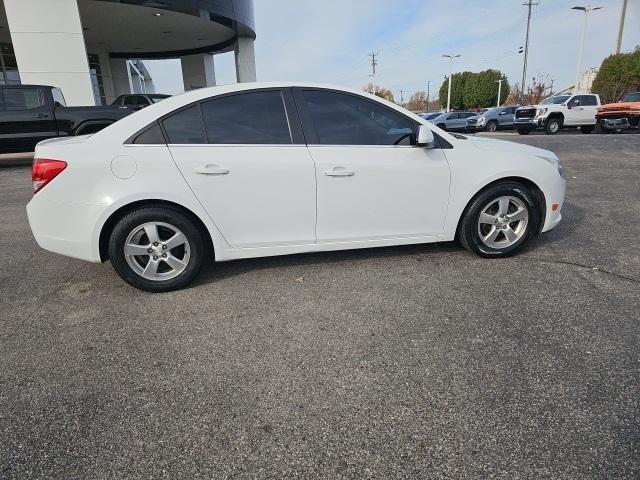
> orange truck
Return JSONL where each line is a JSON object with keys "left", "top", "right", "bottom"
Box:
{"left": 595, "top": 92, "right": 640, "bottom": 132}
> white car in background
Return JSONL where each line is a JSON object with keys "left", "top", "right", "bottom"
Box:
{"left": 27, "top": 82, "right": 565, "bottom": 292}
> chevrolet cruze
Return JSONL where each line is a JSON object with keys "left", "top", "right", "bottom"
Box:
{"left": 27, "top": 83, "right": 565, "bottom": 292}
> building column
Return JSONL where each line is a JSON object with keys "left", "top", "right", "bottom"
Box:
{"left": 4, "top": 0, "right": 95, "bottom": 106}
{"left": 180, "top": 54, "right": 216, "bottom": 91}
{"left": 234, "top": 37, "right": 256, "bottom": 83}
{"left": 110, "top": 58, "right": 132, "bottom": 97}
{"left": 96, "top": 50, "right": 116, "bottom": 104}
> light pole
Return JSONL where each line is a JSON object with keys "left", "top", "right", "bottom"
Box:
{"left": 572, "top": 5, "right": 602, "bottom": 93}
{"left": 495, "top": 78, "right": 505, "bottom": 107}
{"left": 442, "top": 54, "right": 461, "bottom": 112}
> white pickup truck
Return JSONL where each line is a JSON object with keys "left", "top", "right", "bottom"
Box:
{"left": 514, "top": 93, "right": 601, "bottom": 135}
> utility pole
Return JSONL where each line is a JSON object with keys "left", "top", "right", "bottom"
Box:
{"left": 426, "top": 80, "right": 430, "bottom": 110}
{"left": 572, "top": 5, "right": 602, "bottom": 94}
{"left": 495, "top": 79, "right": 504, "bottom": 107}
{"left": 616, "top": 0, "right": 628, "bottom": 54}
{"left": 400, "top": 90, "right": 404, "bottom": 103}
{"left": 442, "top": 54, "right": 461, "bottom": 112}
{"left": 521, "top": 1, "right": 539, "bottom": 95}
{"left": 369, "top": 51, "right": 378, "bottom": 77}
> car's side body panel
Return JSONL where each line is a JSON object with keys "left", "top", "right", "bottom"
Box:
{"left": 26, "top": 82, "right": 565, "bottom": 266}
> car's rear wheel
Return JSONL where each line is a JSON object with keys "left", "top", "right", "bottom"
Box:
{"left": 486, "top": 120, "right": 498, "bottom": 132}
{"left": 109, "top": 207, "right": 206, "bottom": 292}
{"left": 459, "top": 182, "right": 540, "bottom": 258}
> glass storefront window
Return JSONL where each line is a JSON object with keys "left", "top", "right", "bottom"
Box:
{"left": 0, "top": 43, "right": 21, "bottom": 85}
{"left": 87, "top": 54, "right": 106, "bottom": 105}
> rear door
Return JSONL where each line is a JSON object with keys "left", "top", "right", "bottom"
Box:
{"left": 167, "top": 89, "right": 317, "bottom": 248}
{"left": 0, "top": 86, "right": 57, "bottom": 151}
{"left": 575, "top": 95, "right": 598, "bottom": 125}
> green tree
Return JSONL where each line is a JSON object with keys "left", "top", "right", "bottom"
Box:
{"left": 591, "top": 48, "right": 640, "bottom": 104}
{"left": 438, "top": 71, "right": 473, "bottom": 110}
{"left": 463, "top": 69, "right": 510, "bottom": 108}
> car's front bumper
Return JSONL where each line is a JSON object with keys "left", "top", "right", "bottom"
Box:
{"left": 515, "top": 118, "right": 544, "bottom": 128}
{"left": 541, "top": 176, "right": 566, "bottom": 233}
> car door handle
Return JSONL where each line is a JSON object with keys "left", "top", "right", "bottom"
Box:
{"left": 194, "top": 165, "right": 229, "bottom": 175}
{"left": 324, "top": 169, "right": 355, "bottom": 177}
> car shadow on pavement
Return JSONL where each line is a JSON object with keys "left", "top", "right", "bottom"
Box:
{"left": 192, "top": 241, "right": 464, "bottom": 287}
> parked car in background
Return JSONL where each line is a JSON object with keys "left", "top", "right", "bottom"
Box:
{"left": 26, "top": 82, "right": 565, "bottom": 292}
{"left": 0, "top": 84, "right": 132, "bottom": 153}
{"left": 419, "top": 111, "right": 444, "bottom": 121}
{"left": 515, "top": 94, "right": 600, "bottom": 135}
{"left": 431, "top": 111, "right": 478, "bottom": 132}
{"left": 467, "top": 106, "right": 519, "bottom": 132}
{"left": 111, "top": 93, "right": 171, "bottom": 111}
{"left": 595, "top": 92, "right": 640, "bottom": 133}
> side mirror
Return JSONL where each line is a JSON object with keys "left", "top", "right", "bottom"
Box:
{"left": 417, "top": 125, "right": 435, "bottom": 148}
{"left": 566, "top": 103, "right": 572, "bottom": 109}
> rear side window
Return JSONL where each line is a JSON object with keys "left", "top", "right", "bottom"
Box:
{"left": 579, "top": 95, "right": 598, "bottom": 106}
{"left": 4, "top": 88, "right": 44, "bottom": 111}
{"left": 301, "top": 90, "right": 416, "bottom": 145}
{"left": 162, "top": 105, "right": 206, "bottom": 144}
{"left": 51, "top": 88, "right": 66, "bottom": 107}
{"left": 133, "top": 123, "right": 165, "bottom": 144}
{"left": 200, "top": 90, "right": 291, "bottom": 144}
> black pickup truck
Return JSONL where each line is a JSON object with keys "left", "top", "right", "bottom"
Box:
{"left": 0, "top": 84, "right": 132, "bottom": 153}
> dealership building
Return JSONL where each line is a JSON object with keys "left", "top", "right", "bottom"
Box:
{"left": 0, "top": 0, "right": 256, "bottom": 105}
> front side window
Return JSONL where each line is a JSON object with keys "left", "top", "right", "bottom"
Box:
{"left": 162, "top": 105, "right": 206, "bottom": 144}
{"left": 623, "top": 92, "right": 640, "bottom": 103}
{"left": 201, "top": 90, "right": 291, "bottom": 144}
{"left": 302, "top": 90, "right": 416, "bottom": 146}
{"left": 4, "top": 88, "right": 44, "bottom": 111}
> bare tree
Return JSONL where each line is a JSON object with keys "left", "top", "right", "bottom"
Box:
{"left": 363, "top": 83, "right": 395, "bottom": 103}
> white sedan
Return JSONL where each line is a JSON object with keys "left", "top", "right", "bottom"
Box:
{"left": 27, "top": 82, "right": 565, "bottom": 292}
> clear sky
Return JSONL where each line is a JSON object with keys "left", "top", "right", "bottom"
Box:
{"left": 145, "top": 0, "right": 640, "bottom": 100}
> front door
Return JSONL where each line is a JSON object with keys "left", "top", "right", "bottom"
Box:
{"left": 295, "top": 88, "right": 450, "bottom": 243}
{"left": 166, "top": 89, "right": 317, "bottom": 248}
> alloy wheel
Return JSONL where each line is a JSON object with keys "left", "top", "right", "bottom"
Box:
{"left": 123, "top": 222, "right": 191, "bottom": 281}
{"left": 477, "top": 196, "right": 529, "bottom": 249}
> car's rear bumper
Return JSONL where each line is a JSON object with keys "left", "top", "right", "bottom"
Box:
{"left": 27, "top": 198, "right": 105, "bottom": 263}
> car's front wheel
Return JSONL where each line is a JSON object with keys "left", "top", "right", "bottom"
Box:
{"left": 517, "top": 127, "right": 531, "bottom": 135}
{"left": 109, "top": 206, "right": 207, "bottom": 292}
{"left": 545, "top": 117, "right": 561, "bottom": 135}
{"left": 458, "top": 182, "right": 540, "bottom": 258}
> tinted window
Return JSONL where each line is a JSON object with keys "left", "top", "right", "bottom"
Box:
{"left": 4, "top": 88, "right": 44, "bottom": 110}
{"left": 201, "top": 90, "right": 291, "bottom": 144}
{"left": 302, "top": 90, "right": 416, "bottom": 145}
{"left": 133, "top": 123, "right": 166, "bottom": 144}
{"left": 162, "top": 105, "right": 206, "bottom": 144}
{"left": 579, "top": 95, "right": 598, "bottom": 106}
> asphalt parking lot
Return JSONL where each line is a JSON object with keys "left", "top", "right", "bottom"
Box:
{"left": 1, "top": 134, "right": 638, "bottom": 479}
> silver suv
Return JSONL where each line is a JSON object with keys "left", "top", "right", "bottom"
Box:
{"left": 467, "top": 106, "right": 518, "bottom": 132}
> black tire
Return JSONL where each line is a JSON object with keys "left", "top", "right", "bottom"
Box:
{"left": 580, "top": 125, "right": 594, "bottom": 134}
{"left": 517, "top": 127, "right": 531, "bottom": 135}
{"left": 486, "top": 120, "right": 498, "bottom": 132}
{"left": 458, "top": 181, "right": 540, "bottom": 258}
{"left": 595, "top": 122, "right": 611, "bottom": 134}
{"left": 109, "top": 206, "right": 207, "bottom": 292}
{"left": 545, "top": 117, "right": 561, "bottom": 135}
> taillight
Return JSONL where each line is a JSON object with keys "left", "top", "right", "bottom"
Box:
{"left": 32, "top": 158, "right": 67, "bottom": 194}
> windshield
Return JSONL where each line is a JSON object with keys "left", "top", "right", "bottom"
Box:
{"left": 623, "top": 92, "right": 640, "bottom": 103}
{"left": 482, "top": 108, "right": 500, "bottom": 116}
{"left": 148, "top": 94, "right": 170, "bottom": 103}
{"left": 540, "top": 95, "right": 570, "bottom": 105}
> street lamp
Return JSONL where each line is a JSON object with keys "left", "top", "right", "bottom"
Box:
{"left": 572, "top": 5, "right": 602, "bottom": 93}
{"left": 442, "top": 54, "right": 461, "bottom": 112}
{"left": 495, "top": 78, "right": 505, "bottom": 107}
